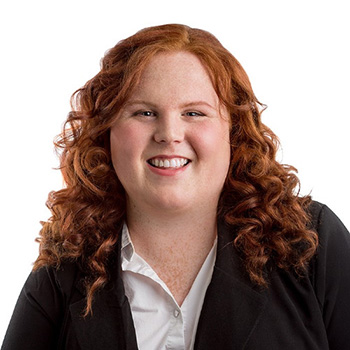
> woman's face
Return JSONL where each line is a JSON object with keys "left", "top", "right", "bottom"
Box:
{"left": 110, "top": 51, "right": 231, "bottom": 214}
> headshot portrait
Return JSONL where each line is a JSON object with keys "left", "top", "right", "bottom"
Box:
{"left": 1, "top": 1, "right": 349, "bottom": 349}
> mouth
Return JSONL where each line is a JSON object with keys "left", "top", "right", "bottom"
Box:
{"left": 147, "top": 157, "right": 190, "bottom": 169}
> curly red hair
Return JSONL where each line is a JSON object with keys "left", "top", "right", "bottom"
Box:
{"left": 34, "top": 24, "right": 318, "bottom": 315}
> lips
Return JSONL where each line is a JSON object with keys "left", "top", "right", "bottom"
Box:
{"left": 147, "top": 157, "right": 190, "bottom": 169}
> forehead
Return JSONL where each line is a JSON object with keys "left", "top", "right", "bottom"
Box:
{"left": 128, "top": 51, "right": 219, "bottom": 107}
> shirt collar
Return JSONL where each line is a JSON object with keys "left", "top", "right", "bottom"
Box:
{"left": 121, "top": 223, "right": 135, "bottom": 262}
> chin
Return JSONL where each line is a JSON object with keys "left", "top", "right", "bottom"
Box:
{"left": 148, "top": 194, "right": 192, "bottom": 213}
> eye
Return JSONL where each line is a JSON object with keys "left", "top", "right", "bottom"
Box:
{"left": 133, "top": 110, "right": 157, "bottom": 117}
{"left": 184, "top": 111, "right": 205, "bottom": 117}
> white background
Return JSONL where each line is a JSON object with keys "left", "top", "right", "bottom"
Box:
{"left": 1, "top": 0, "right": 349, "bottom": 342}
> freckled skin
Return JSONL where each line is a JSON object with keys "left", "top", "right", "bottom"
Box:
{"left": 139, "top": 228, "right": 212, "bottom": 306}
{"left": 110, "top": 52, "right": 231, "bottom": 304}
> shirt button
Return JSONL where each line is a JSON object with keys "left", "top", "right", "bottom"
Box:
{"left": 173, "top": 309, "right": 180, "bottom": 318}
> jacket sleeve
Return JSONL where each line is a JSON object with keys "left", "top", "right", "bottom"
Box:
{"left": 313, "top": 204, "right": 350, "bottom": 349}
{"left": 1, "top": 266, "right": 64, "bottom": 350}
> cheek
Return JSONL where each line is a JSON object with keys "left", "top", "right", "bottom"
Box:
{"left": 110, "top": 125, "right": 145, "bottom": 192}
{"left": 110, "top": 123, "right": 146, "bottom": 165}
{"left": 192, "top": 122, "right": 231, "bottom": 162}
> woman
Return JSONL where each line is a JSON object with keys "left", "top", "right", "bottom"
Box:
{"left": 2, "top": 24, "right": 350, "bottom": 349}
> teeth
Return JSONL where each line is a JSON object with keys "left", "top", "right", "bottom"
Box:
{"left": 149, "top": 157, "right": 189, "bottom": 168}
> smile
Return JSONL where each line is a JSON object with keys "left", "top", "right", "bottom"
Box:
{"left": 148, "top": 157, "right": 190, "bottom": 169}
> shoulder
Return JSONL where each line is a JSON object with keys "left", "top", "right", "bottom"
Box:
{"left": 15, "top": 260, "right": 86, "bottom": 331}
{"left": 308, "top": 200, "right": 348, "bottom": 233}
{"left": 25, "top": 260, "right": 84, "bottom": 310}
{"left": 2, "top": 262, "right": 84, "bottom": 349}
{"left": 308, "top": 200, "right": 350, "bottom": 258}
{"left": 308, "top": 201, "right": 350, "bottom": 348}
{"left": 308, "top": 200, "right": 350, "bottom": 280}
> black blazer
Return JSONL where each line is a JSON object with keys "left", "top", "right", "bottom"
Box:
{"left": 2, "top": 202, "right": 350, "bottom": 349}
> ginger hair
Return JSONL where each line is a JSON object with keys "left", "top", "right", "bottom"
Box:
{"left": 34, "top": 24, "right": 318, "bottom": 315}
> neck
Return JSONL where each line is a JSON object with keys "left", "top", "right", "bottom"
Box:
{"left": 125, "top": 201, "right": 218, "bottom": 259}
{"left": 125, "top": 202, "right": 218, "bottom": 306}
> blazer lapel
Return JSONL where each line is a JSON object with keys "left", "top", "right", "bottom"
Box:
{"left": 69, "top": 289, "right": 137, "bottom": 350}
{"left": 194, "top": 221, "right": 267, "bottom": 350}
{"left": 69, "top": 236, "right": 138, "bottom": 350}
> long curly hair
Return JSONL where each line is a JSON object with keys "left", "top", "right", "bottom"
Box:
{"left": 34, "top": 24, "right": 318, "bottom": 315}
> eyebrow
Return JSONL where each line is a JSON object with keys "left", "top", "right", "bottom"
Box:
{"left": 180, "top": 101, "right": 216, "bottom": 110}
{"left": 123, "top": 100, "right": 217, "bottom": 111}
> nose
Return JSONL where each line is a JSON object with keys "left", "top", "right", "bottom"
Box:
{"left": 153, "top": 113, "right": 184, "bottom": 144}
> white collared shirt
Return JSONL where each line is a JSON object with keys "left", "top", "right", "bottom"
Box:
{"left": 120, "top": 224, "right": 217, "bottom": 350}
